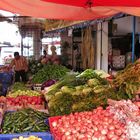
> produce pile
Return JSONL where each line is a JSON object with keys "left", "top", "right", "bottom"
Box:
{"left": 108, "top": 99, "right": 140, "bottom": 139}
{"left": 113, "top": 61, "right": 140, "bottom": 97}
{"left": 50, "top": 100, "right": 140, "bottom": 140}
{"left": 32, "top": 64, "right": 69, "bottom": 84}
{"left": 12, "top": 136, "right": 42, "bottom": 140}
{"left": 28, "top": 59, "right": 43, "bottom": 75}
{"left": 10, "top": 82, "right": 28, "bottom": 93}
{"left": 7, "top": 96, "right": 44, "bottom": 107}
{"left": 50, "top": 106, "right": 128, "bottom": 140}
{"left": 7, "top": 90, "right": 40, "bottom": 98}
{"left": 45, "top": 69, "right": 130, "bottom": 116}
{"left": 6, "top": 82, "right": 44, "bottom": 110}
{"left": 2, "top": 108, "right": 49, "bottom": 134}
{"left": 8, "top": 82, "right": 40, "bottom": 97}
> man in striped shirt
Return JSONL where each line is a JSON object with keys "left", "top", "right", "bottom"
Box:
{"left": 10, "top": 52, "right": 28, "bottom": 83}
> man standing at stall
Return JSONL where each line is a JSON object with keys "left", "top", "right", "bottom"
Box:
{"left": 10, "top": 52, "right": 28, "bottom": 83}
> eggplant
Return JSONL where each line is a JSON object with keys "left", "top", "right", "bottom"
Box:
{"left": 41, "top": 79, "right": 56, "bottom": 90}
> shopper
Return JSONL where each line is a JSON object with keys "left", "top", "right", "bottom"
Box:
{"left": 10, "top": 52, "right": 28, "bottom": 83}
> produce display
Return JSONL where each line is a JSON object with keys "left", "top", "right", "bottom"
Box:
{"left": 7, "top": 90, "right": 40, "bottom": 98}
{"left": 50, "top": 106, "right": 128, "bottom": 140}
{"left": 7, "top": 96, "right": 44, "bottom": 106}
{"left": 1, "top": 62, "right": 140, "bottom": 139}
{"left": 113, "top": 61, "right": 140, "bottom": 97}
{"left": 50, "top": 100, "right": 140, "bottom": 140}
{"left": 2, "top": 108, "right": 49, "bottom": 134}
{"left": 108, "top": 99, "right": 140, "bottom": 139}
{"left": 11, "top": 82, "right": 28, "bottom": 92}
{"left": 32, "top": 64, "right": 69, "bottom": 84}
{"left": 45, "top": 69, "right": 130, "bottom": 116}
{"left": 12, "top": 136, "right": 42, "bottom": 140}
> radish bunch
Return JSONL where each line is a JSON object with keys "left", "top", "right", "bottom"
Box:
{"left": 51, "top": 107, "right": 128, "bottom": 140}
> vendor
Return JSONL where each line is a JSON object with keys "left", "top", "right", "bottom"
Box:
{"left": 50, "top": 45, "right": 60, "bottom": 65}
{"left": 10, "top": 52, "right": 28, "bottom": 83}
{"left": 41, "top": 50, "right": 50, "bottom": 64}
{"left": 43, "top": 50, "right": 47, "bottom": 59}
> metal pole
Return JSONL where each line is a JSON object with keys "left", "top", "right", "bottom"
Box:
{"left": 132, "top": 16, "right": 136, "bottom": 63}
{"left": 21, "top": 37, "right": 23, "bottom": 56}
{"left": 100, "top": 22, "right": 103, "bottom": 69}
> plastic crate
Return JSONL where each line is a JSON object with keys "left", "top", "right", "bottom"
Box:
{"left": 2, "top": 83, "right": 10, "bottom": 96}
{"left": 49, "top": 116, "right": 62, "bottom": 140}
{"left": 0, "top": 72, "right": 13, "bottom": 84}
{"left": 0, "top": 132, "right": 54, "bottom": 140}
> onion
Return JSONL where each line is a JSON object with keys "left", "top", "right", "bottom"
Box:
{"left": 50, "top": 105, "right": 131, "bottom": 140}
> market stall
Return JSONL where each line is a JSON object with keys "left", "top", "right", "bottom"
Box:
{"left": 44, "top": 62, "right": 140, "bottom": 139}
{"left": 0, "top": 0, "right": 140, "bottom": 140}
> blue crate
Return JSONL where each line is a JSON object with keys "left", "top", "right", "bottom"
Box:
{"left": 0, "top": 132, "right": 54, "bottom": 140}
{"left": 2, "top": 83, "right": 9, "bottom": 95}
{"left": 29, "top": 132, "right": 54, "bottom": 140}
{"left": 0, "top": 72, "right": 13, "bottom": 96}
{"left": 1, "top": 72, "right": 13, "bottom": 84}
{"left": 0, "top": 72, "right": 13, "bottom": 84}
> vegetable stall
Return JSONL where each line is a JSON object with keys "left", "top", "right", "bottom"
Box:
{"left": 0, "top": 63, "right": 140, "bottom": 139}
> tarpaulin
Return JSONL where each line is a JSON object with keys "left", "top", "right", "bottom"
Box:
{"left": 42, "top": 0, "right": 140, "bottom": 7}
{"left": 0, "top": 0, "right": 140, "bottom": 20}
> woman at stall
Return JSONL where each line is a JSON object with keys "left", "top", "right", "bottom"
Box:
{"left": 50, "top": 45, "right": 60, "bottom": 65}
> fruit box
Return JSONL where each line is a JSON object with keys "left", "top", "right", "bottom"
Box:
{"left": 0, "top": 112, "right": 54, "bottom": 140}
{"left": 49, "top": 116, "right": 62, "bottom": 140}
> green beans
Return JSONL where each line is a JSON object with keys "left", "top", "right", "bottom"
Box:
{"left": 32, "top": 64, "right": 69, "bottom": 83}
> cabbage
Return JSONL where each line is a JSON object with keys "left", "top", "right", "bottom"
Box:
{"left": 87, "top": 78, "right": 101, "bottom": 87}
{"left": 93, "top": 70, "right": 110, "bottom": 78}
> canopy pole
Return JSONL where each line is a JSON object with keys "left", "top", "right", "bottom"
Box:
{"left": 132, "top": 16, "right": 136, "bottom": 63}
{"left": 21, "top": 37, "right": 23, "bottom": 56}
{"left": 100, "top": 22, "right": 103, "bottom": 69}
